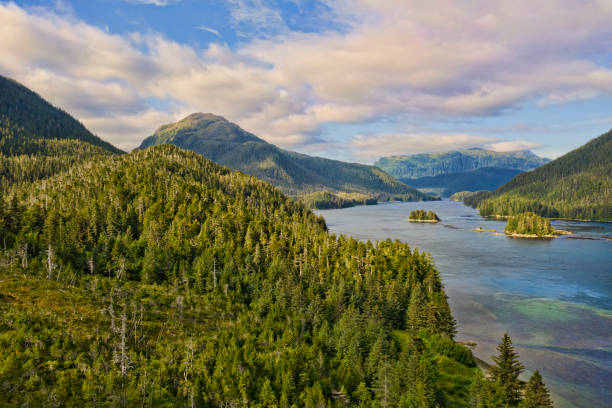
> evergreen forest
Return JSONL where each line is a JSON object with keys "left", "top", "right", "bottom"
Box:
{"left": 0, "top": 74, "right": 554, "bottom": 407}
{"left": 463, "top": 130, "right": 612, "bottom": 221}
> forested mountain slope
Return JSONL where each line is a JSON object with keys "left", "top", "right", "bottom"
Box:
{"left": 375, "top": 148, "right": 549, "bottom": 179}
{"left": 464, "top": 130, "right": 612, "bottom": 221}
{"left": 0, "top": 144, "right": 480, "bottom": 407}
{"left": 139, "top": 113, "right": 430, "bottom": 204}
{"left": 0, "top": 120, "right": 115, "bottom": 192}
{"left": 401, "top": 167, "right": 522, "bottom": 198}
{"left": 0, "top": 75, "right": 122, "bottom": 154}
{"left": 0, "top": 75, "right": 122, "bottom": 192}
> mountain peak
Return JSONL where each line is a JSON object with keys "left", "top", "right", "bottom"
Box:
{"left": 141, "top": 112, "right": 263, "bottom": 149}
{"left": 183, "top": 112, "right": 228, "bottom": 123}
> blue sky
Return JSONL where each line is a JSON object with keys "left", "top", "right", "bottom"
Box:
{"left": 1, "top": 0, "right": 611, "bottom": 161}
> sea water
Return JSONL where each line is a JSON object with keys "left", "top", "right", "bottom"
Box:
{"left": 316, "top": 200, "right": 612, "bottom": 408}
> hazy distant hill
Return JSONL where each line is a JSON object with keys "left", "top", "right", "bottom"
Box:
{"left": 139, "top": 113, "right": 431, "bottom": 204}
{"left": 401, "top": 167, "right": 522, "bottom": 198}
{"left": 375, "top": 148, "right": 549, "bottom": 179}
{"left": 0, "top": 75, "right": 122, "bottom": 154}
{"left": 464, "top": 130, "right": 612, "bottom": 221}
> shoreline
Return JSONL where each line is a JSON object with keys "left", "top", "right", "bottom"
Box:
{"left": 407, "top": 218, "right": 440, "bottom": 223}
{"left": 504, "top": 229, "right": 574, "bottom": 239}
{"left": 483, "top": 214, "right": 612, "bottom": 224}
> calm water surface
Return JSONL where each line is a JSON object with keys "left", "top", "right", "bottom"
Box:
{"left": 316, "top": 200, "right": 612, "bottom": 408}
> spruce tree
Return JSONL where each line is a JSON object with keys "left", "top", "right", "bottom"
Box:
{"left": 490, "top": 333, "right": 525, "bottom": 406}
{"left": 520, "top": 370, "right": 553, "bottom": 408}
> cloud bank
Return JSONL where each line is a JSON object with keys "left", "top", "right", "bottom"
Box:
{"left": 0, "top": 1, "right": 611, "bottom": 156}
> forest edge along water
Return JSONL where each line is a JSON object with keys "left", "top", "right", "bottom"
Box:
{"left": 316, "top": 200, "right": 612, "bottom": 408}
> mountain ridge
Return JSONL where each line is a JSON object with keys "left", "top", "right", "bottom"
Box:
{"left": 401, "top": 167, "right": 523, "bottom": 198}
{"left": 139, "top": 112, "right": 432, "bottom": 204}
{"left": 464, "top": 129, "right": 612, "bottom": 221}
{"left": 0, "top": 75, "right": 122, "bottom": 154}
{"left": 375, "top": 148, "right": 550, "bottom": 179}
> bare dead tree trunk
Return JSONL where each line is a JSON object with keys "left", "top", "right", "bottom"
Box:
{"left": 120, "top": 313, "right": 128, "bottom": 377}
{"left": 213, "top": 259, "right": 217, "bottom": 289}
{"left": 46, "top": 244, "right": 55, "bottom": 280}
{"left": 109, "top": 290, "right": 116, "bottom": 333}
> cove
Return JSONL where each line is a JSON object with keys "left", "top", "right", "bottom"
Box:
{"left": 316, "top": 200, "right": 612, "bottom": 408}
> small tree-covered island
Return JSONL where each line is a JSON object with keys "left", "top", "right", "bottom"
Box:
{"left": 504, "top": 212, "right": 566, "bottom": 238}
{"left": 408, "top": 209, "right": 441, "bottom": 223}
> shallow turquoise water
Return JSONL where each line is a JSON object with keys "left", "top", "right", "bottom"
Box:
{"left": 316, "top": 201, "right": 612, "bottom": 408}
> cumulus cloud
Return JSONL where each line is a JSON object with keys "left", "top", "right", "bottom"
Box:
{"left": 487, "top": 141, "right": 543, "bottom": 152}
{"left": 0, "top": 0, "right": 611, "bottom": 156}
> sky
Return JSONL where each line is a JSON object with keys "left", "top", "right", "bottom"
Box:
{"left": 1, "top": 0, "right": 611, "bottom": 162}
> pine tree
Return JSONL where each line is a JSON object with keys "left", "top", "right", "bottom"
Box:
{"left": 490, "top": 333, "right": 525, "bottom": 406}
{"left": 520, "top": 371, "right": 553, "bottom": 408}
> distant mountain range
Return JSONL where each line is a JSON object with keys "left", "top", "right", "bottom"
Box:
{"left": 401, "top": 167, "right": 523, "bottom": 198}
{"left": 374, "top": 148, "right": 550, "bottom": 197}
{"left": 375, "top": 148, "right": 550, "bottom": 179}
{"left": 139, "top": 113, "right": 432, "bottom": 206}
{"left": 463, "top": 130, "right": 612, "bottom": 221}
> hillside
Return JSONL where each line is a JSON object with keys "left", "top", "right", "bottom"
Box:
{"left": 464, "top": 130, "right": 612, "bottom": 221}
{"left": 375, "top": 148, "right": 549, "bottom": 179}
{"left": 0, "top": 75, "right": 122, "bottom": 154}
{"left": 401, "top": 167, "right": 522, "bottom": 197}
{"left": 139, "top": 113, "right": 431, "bottom": 205}
{"left": 0, "top": 76, "right": 123, "bottom": 192}
{"left": 0, "top": 144, "right": 485, "bottom": 406}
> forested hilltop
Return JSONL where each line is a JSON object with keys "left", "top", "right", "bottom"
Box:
{"left": 0, "top": 144, "right": 465, "bottom": 406}
{"left": 464, "top": 130, "right": 612, "bottom": 221}
{"left": 139, "top": 113, "right": 432, "bottom": 208}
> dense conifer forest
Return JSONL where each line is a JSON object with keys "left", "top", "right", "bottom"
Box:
{"left": 0, "top": 75, "right": 553, "bottom": 407}
{"left": 408, "top": 210, "right": 441, "bottom": 222}
{"left": 504, "top": 213, "right": 555, "bottom": 237}
{"left": 0, "top": 120, "right": 115, "bottom": 192}
{"left": 0, "top": 145, "right": 552, "bottom": 407}
{"left": 0, "top": 75, "right": 122, "bottom": 154}
{"left": 464, "top": 130, "right": 612, "bottom": 221}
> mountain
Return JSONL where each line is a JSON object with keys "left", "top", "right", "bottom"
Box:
{"left": 0, "top": 144, "right": 480, "bottom": 406}
{"left": 401, "top": 167, "right": 523, "bottom": 198}
{"left": 139, "top": 113, "right": 431, "bottom": 205}
{"left": 375, "top": 148, "right": 550, "bottom": 179}
{"left": 0, "top": 75, "right": 121, "bottom": 192}
{"left": 0, "top": 75, "right": 122, "bottom": 154}
{"left": 464, "top": 130, "right": 612, "bottom": 221}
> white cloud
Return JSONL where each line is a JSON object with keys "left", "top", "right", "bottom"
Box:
{"left": 197, "top": 25, "right": 221, "bottom": 37}
{"left": 487, "top": 141, "right": 542, "bottom": 152}
{"left": 0, "top": 1, "right": 611, "bottom": 157}
{"left": 226, "top": 0, "right": 288, "bottom": 37}
{"left": 124, "top": 0, "right": 182, "bottom": 6}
